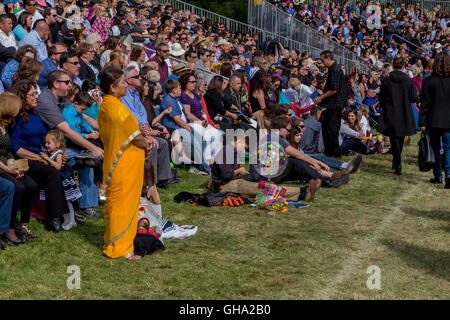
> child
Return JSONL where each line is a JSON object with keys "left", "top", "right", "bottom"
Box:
{"left": 62, "top": 92, "right": 100, "bottom": 141}
{"left": 39, "top": 129, "right": 81, "bottom": 231}
{"left": 63, "top": 91, "right": 104, "bottom": 198}
{"left": 142, "top": 161, "right": 197, "bottom": 240}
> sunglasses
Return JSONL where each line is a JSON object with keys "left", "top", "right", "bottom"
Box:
{"left": 27, "top": 91, "right": 39, "bottom": 97}
{"left": 67, "top": 61, "right": 80, "bottom": 65}
{"left": 57, "top": 79, "right": 72, "bottom": 85}
{"left": 127, "top": 75, "right": 141, "bottom": 79}
{"left": 160, "top": 49, "right": 169, "bottom": 53}
{"left": 299, "top": 125, "right": 305, "bottom": 129}
{"left": 149, "top": 32, "right": 157, "bottom": 35}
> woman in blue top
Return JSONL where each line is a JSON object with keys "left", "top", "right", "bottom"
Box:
{"left": 0, "top": 45, "right": 36, "bottom": 90}
{"left": 9, "top": 80, "right": 69, "bottom": 233}
{"left": 12, "top": 11, "right": 32, "bottom": 42}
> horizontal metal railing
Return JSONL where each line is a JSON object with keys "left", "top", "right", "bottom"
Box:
{"left": 132, "top": 42, "right": 229, "bottom": 81}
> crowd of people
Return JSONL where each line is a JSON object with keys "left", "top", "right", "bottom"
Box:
{"left": 0, "top": 0, "right": 448, "bottom": 259}
{"left": 271, "top": 0, "right": 449, "bottom": 69}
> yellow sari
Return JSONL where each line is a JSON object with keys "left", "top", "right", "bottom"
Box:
{"left": 98, "top": 95, "right": 145, "bottom": 259}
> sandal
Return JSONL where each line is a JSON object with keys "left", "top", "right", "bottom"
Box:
{"left": 124, "top": 252, "right": 142, "bottom": 260}
{"left": 3, "top": 231, "right": 24, "bottom": 245}
{"left": 18, "top": 223, "right": 37, "bottom": 239}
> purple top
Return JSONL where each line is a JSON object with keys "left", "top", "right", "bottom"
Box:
{"left": 179, "top": 91, "right": 203, "bottom": 119}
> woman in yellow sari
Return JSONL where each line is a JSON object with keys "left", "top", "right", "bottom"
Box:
{"left": 98, "top": 68, "right": 150, "bottom": 260}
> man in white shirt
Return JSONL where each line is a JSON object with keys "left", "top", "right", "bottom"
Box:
{"left": 0, "top": 14, "right": 17, "bottom": 49}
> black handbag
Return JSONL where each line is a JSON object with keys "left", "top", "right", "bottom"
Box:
{"left": 418, "top": 131, "right": 435, "bottom": 172}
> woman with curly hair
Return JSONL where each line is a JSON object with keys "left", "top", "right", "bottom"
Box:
{"left": 12, "top": 57, "right": 43, "bottom": 94}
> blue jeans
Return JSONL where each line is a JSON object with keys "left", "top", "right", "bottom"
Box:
{"left": 430, "top": 128, "right": 450, "bottom": 179}
{"left": 0, "top": 177, "right": 14, "bottom": 233}
{"left": 66, "top": 147, "right": 98, "bottom": 209}
{"left": 307, "top": 153, "right": 344, "bottom": 172}
{"left": 178, "top": 128, "right": 211, "bottom": 173}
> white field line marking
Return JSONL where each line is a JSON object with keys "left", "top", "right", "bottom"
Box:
{"left": 313, "top": 182, "right": 423, "bottom": 300}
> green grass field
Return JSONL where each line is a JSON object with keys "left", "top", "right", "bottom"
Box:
{"left": 0, "top": 133, "right": 449, "bottom": 300}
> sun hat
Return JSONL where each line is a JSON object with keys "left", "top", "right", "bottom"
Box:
{"left": 169, "top": 43, "right": 186, "bottom": 57}
{"left": 147, "top": 70, "right": 161, "bottom": 83}
{"left": 217, "top": 39, "right": 230, "bottom": 46}
{"left": 172, "top": 63, "right": 187, "bottom": 74}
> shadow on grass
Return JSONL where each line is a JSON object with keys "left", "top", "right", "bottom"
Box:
{"left": 71, "top": 220, "right": 105, "bottom": 253}
{"left": 401, "top": 207, "right": 450, "bottom": 222}
{"left": 381, "top": 239, "right": 450, "bottom": 281}
{"left": 361, "top": 162, "right": 429, "bottom": 184}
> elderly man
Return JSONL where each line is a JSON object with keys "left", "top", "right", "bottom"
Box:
{"left": 37, "top": 70, "right": 104, "bottom": 220}
{"left": 18, "top": 20, "right": 49, "bottom": 62}
{"left": 120, "top": 66, "right": 175, "bottom": 188}
{"left": 0, "top": 14, "right": 16, "bottom": 49}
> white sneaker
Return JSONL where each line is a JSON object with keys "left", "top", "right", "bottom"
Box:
{"left": 161, "top": 225, "right": 198, "bottom": 240}
{"left": 62, "top": 221, "right": 76, "bottom": 231}
{"left": 189, "top": 167, "right": 208, "bottom": 175}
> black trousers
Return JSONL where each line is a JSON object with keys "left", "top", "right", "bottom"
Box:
{"left": 389, "top": 136, "right": 405, "bottom": 168}
{"left": 0, "top": 173, "right": 37, "bottom": 228}
{"left": 26, "top": 160, "right": 68, "bottom": 220}
{"left": 322, "top": 108, "right": 343, "bottom": 158}
{"left": 272, "top": 157, "right": 321, "bottom": 184}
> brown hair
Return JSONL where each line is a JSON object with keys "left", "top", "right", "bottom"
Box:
{"left": 130, "top": 46, "right": 145, "bottom": 62}
{"left": 270, "top": 115, "right": 291, "bottom": 130}
{"left": 431, "top": 52, "right": 450, "bottom": 77}
{"left": 13, "top": 45, "right": 37, "bottom": 62}
{"left": 74, "top": 91, "right": 94, "bottom": 107}
{"left": 46, "top": 129, "right": 66, "bottom": 152}
{"left": 393, "top": 56, "right": 406, "bottom": 70}
{"left": 287, "top": 126, "right": 302, "bottom": 149}
{"left": 76, "top": 42, "right": 93, "bottom": 56}
{"left": 165, "top": 79, "right": 180, "bottom": 94}
{"left": 9, "top": 80, "right": 37, "bottom": 122}
{"left": 99, "top": 68, "right": 124, "bottom": 94}
{"left": 0, "top": 92, "right": 22, "bottom": 124}
{"left": 13, "top": 57, "right": 43, "bottom": 86}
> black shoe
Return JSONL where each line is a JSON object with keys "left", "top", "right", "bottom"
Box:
{"left": 0, "top": 238, "right": 8, "bottom": 250}
{"left": 75, "top": 151, "right": 99, "bottom": 168}
{"left": 429, "top": 177, "right": 442, "bottom": 184}
{"left": 168, "top": 176, "right": 182, "bottom": 184}
{"left": 157, "top": 181, "right": 169, "bottom": 189}
{"left": 445, "top": 175, "right": 450, "bottom": 189}
{"left": 394, "top": 164, "right": 402, "bottom": 175}
{"left": 47, "top": 218, "right": 64, "bottom": 233}
{"left": 2, "top": 233, "right": 23, "bottom": 246}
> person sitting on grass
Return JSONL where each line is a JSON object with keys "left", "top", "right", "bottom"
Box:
{"left": 212, "top": 135, "right": 314, "bottom": 202}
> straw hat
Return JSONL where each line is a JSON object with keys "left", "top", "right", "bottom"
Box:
{"left": 172, "top": 63, "right": 187, "bottom": 74}
{"left": 169, "top": 43, "right": 186, "bottom": 57}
